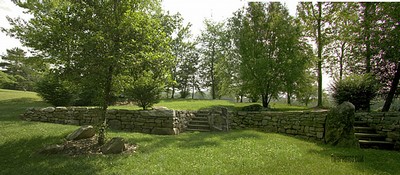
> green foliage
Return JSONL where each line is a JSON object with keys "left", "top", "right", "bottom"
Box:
{"left": 241, "top": 104, "right": 263, "bottom": 111}
{"left": 197, "top": 19, "right": 226, "bottom": 99}
{"left": 0, "top": 48, "right": 46, "bottom": 91}
{"left": 331, "top": 74, "right": 378, "bottom": 111}
{"left": 125, "top": 72, "right": 163, "bottom": 110}
{"left": 228, "top": 2, "right": 311, "bottom": 108}
{"left": 295, "top": 72, "right": 317, "bottom": 107}
{"left": 35, "top": 75, "right": 73, "bottom": 106}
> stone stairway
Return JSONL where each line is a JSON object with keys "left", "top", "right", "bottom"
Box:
{"left": 354, "top": 120, "right": 394, "bottom": 150}
{"left": 186, "top": 112, "right": 211, "bottom": 132}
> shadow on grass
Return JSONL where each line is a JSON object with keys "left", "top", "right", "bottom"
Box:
{"left": 0, "top": 135, "right": 102, "bottom": 175}
{"left": 123, "top": 130, "right": 261, "bottom": 154}
{"left": 305, "top": 140, "right": 400, "bottom": 174}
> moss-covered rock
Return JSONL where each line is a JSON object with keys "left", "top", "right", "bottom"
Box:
{"left": 324, "top": 102, "right": 359, "bottom": 148}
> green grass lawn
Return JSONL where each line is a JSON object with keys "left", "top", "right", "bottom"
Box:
{"left": 111, "top": 98, "right": 310, "bottom": 111}
{"left": 1, "top": 89, "right": 400, "bottom": 174}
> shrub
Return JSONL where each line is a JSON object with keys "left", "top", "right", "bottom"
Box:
{"left": 35, "top": 75, "right": 73, "bottom": 106}
{"left": 331, "top": 74, "right": 378, "bottom": 111}
{"left": 126, "top": 75, "right": 163, "bottom": 110}
{"left": 242, "top": 104, "right": 263, "bottom": 111}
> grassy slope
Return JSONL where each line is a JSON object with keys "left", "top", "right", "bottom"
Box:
{"left": 1, "top": 89, "right": 400, "bottom": 175}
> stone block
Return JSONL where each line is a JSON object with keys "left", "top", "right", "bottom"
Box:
{"left": 66, "top": 125, "right": 95, "bottom": 141}
{"left": 101, "top": 137, "right": 126, "bottom": 154}
{"left": 108, "top": 120, "right": 121, "bottom": 130}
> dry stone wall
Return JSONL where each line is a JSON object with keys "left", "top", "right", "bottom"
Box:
{"left": 21, "top": 107, "right": 176, "bottom": 135}
{"left": 21, "top": 107, "right": 400, "bottom": 145}
{"left": 230, "top": 111, "right": 327, "bottom": 141}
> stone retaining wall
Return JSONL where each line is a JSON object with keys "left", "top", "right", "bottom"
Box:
{"left": 356, "top": 112, "right": 400, "bottom": 143}
{"left": 20, "top": 107, "right": 400, "bottom": 144}
{"left": 230, "top": 111, "right": 328, "bottom": 141}
{"left": 21, "top": 107, "right": 176, "bottom": 135}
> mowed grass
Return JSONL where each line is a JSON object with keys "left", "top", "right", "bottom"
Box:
{"left": 1, "top": 89, "right": 400, "bottom": 174}
{"left": 111, "top": 98, "right": 310, "bottom": 111}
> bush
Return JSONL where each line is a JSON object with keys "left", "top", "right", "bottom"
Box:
{"left": 242, "top": 104, "right": 263, "bottom": 111}
{"left": 126, "top": 75, "right": 163, "bottom": 110}
{"left": 331, "top": 74, "right": 378, "bottom": 111}
{"left": 35, "top": 75, "right": 73, "bottom": 106}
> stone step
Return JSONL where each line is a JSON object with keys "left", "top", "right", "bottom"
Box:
{"left": 355, "top": 133, "right": 385, "bottom": 140}
{"left": 354, "top": 127, "right": 375, "bottom": 133}
{"left": 186, "top": 128, "right": 211, "bottom": 132}
{"left": 354, "top": 121, "right": 369, "bottom": 127}
{"left": 189, "top": 120, "right": 209, "bottom": 125}
{"left": 187, "top": 124, "right": 210, "bottom": 130}
{"left": 359, "top": 140, "right": 394, "bottom": 150}
{"left": 191, "top": 116, "right": 208, "bottom": 121}
{"left": 359, "top": 140, "right": 394, "bottom": 145}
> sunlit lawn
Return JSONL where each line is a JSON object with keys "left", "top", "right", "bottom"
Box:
{"left": 1, "top": 89, "right": 400, "bottom": 174}
{"left": 111, "top": 98, "right": 310, "bottom": 111}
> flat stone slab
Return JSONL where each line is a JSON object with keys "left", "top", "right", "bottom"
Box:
{"left": 66, "top": 125, "right": 96, "bottom": 141}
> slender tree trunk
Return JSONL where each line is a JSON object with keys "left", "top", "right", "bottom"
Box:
{"left": 382, "top": 62, "right": 400, "bottom": 112}
{"left": 211, "top": 46, "right": 216, "bottom": 100}
{"left": 317, "top": 2, "right": 323, "bottom": 108}
{"left": 240, "top": 95, "right": 243, "bottom": 103}
{"left": 261, "top": 94, "right": 269, "bottom": 108}
{"left": 171, "top": 85, "right": 175, "bottom": 99}
{"left": 287, "top": 92, "right": 291, "bottom": 105}
{"left": 364, "top": 3, "right": 372, "bottom": 73}
{"left": 192, "top": 76, "right": 195, "bottom": 99}
{"left": 98, "top": 65, "right": 113, "bottom": 145}
{"left": 339, "top": 42, "right": 346, "bottom": 80}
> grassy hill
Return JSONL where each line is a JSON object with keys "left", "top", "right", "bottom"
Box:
{"left": 1, "top": 89, "right": 400, "bottom": 174}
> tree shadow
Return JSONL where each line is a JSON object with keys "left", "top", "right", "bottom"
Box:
{"left": 124, "top": 130, "right": 262, "bottom": 154}
{"left": 0, "top": 135, "right": 102, "bottom": 175}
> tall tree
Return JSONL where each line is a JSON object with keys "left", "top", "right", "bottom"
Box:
{"left": 162, "top": 13, "right": 198, "bottom": 99}
{"left": 4, "top": 0, "right": 172, "bottom": 144}
{"left": 0, "top": 47, "right": 46, "bottom": 91}
{"left": 230, "top": 2, "right": 310, "bottom": 108}
{"left": 197, "top": 19, "right": 225, "bottom": 99}
{"left": 297, "top": 2, "right": 333, "bottom": 107}
{"left": 324, "top": 2, "right": 360, "bottom": 80}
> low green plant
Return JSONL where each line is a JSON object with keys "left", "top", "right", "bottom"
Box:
{"left": 331, "top": 74, "right": 378, "bottom": 111}
{"left": 35, "top": 75, "right": 73, "bottom": 106}
{"left": 125, "top": 73, "right": 163, "bottom": 110}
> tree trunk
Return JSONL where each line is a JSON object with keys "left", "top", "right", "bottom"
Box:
{"left": 171, "top": 83, "right": 175, "bottom": 99}
{"left": 339, "top": 42, "right": 346, "bottom": 80}
{"left": 364, "top": 3, "right": 373, "bottom": 73}
{"left": 211, "top": 46, "right": 216, "bottom": 100}
{"left": 317, "top": 2, "right": 323, "bottom": 108}
{"left": 98, "top": 65, "right": 113, "bottom": 145}
{"left": 261, "top": 94, "right": 269, "bottom": 108}
{"left": 287, "top": 92, "right": 291, "bottom": 105}
{"left": 382, "top": 62, "right": 400, "bottom": 112}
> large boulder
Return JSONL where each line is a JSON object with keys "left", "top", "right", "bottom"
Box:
{"left": 66, "top": 125, "right": 96, "bottom": 141}
{"left": 325, "top": 102, "right": 360, "bottom": 148}
{"left": 101, "top": 137, "right": 126, "bottom": 154}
